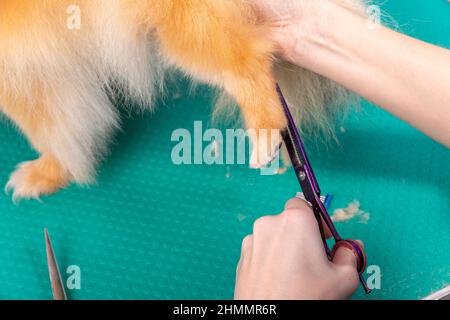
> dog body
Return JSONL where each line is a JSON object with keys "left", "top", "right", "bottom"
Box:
{"left": 0, "top": 0, "right": 359, "bottom": 200}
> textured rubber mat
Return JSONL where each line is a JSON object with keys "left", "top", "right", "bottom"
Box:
{"left": 0, "top": 1, "right": 448, "bottom": 300}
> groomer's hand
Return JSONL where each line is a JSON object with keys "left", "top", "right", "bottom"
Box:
{"left": 251, "top": 0, "right": 450, "bottom": 147}
{"left": 235, "top": 198, "right": 362, "bottom": 300}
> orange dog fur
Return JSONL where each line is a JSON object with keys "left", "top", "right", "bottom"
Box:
{"left": 0, "top": 0, "right": 362, "bottom": 201}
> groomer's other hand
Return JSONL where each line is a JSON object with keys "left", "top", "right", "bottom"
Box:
{"left": 249, "top": 0, "right": 323, "bottom": 64}
{"left": 251, "top": 0, "right": 450, "bottom": 147}
{"left": 234, "top": 198, "right": 362, "bottom": 300}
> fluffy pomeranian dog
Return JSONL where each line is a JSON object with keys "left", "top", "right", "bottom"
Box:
{"left": 0, "top": 0, "right": 364, "bottom": 201}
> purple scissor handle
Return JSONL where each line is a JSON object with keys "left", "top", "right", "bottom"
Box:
{"left": 276, "top": 84, "right": 371, "bottom": 294}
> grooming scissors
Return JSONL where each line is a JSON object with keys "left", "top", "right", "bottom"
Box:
{"left": 276, "top": 84, "right": 371, "bottom": 294}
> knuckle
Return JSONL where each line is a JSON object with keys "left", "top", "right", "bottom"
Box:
{"left": 241, "top": 235, "right": 252, "bottom": 250}
{"left": 253, "top": 215, "right": 274, "bottom": 233}
{"left": 281, "top": 206, "right": 310, "bottom": 225}
{"left": 284, "top": 198, "right": 311, "bottom": 211}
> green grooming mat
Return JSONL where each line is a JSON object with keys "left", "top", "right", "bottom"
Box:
{"left": 0, "top": 1, "right": 448, "bottom": 300}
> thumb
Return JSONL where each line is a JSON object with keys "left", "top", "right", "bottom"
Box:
{"left": 332, "top": 240, "right": 364, "bottom": 268}
{"left": 331, "top": 241, "right": 364, "bottom": 298}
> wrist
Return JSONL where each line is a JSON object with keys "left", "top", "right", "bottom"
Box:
{"left": 273, "top": 1, "right": 329, "bottom": 65}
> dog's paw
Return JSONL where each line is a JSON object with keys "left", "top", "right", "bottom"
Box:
{"left": 249, "top": 129, "right": 283, "bottom": 169}
{"left": 5, "top": 156, "right": 70, "bottom": 203}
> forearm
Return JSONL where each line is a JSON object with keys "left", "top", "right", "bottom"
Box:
{"left": 283, "top": 1, "right": 450, "bottom": 147}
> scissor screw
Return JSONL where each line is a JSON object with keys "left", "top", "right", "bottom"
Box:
{"left": 299, "top": 171, "right": 306, "bottom": 181}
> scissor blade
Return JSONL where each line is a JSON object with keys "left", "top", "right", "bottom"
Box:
{"left": 45, "top": 229, "right": 67, "bottom": 301}
{"left": 276, "top": 84, "right": 321, "bottom": 196}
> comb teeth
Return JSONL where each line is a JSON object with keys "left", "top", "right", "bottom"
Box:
{"left": 296, "top": 192, "right": 326, "bottom": 203}
{"left": 296, "top": 192, "right": 333, "bottom": 209}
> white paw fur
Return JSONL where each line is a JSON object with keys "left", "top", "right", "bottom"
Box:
{"left": 249, "top": 130, "right": 282, "bottom": 169}
{"left": 5, "top": 162, "right": 43, "bottom": 203}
